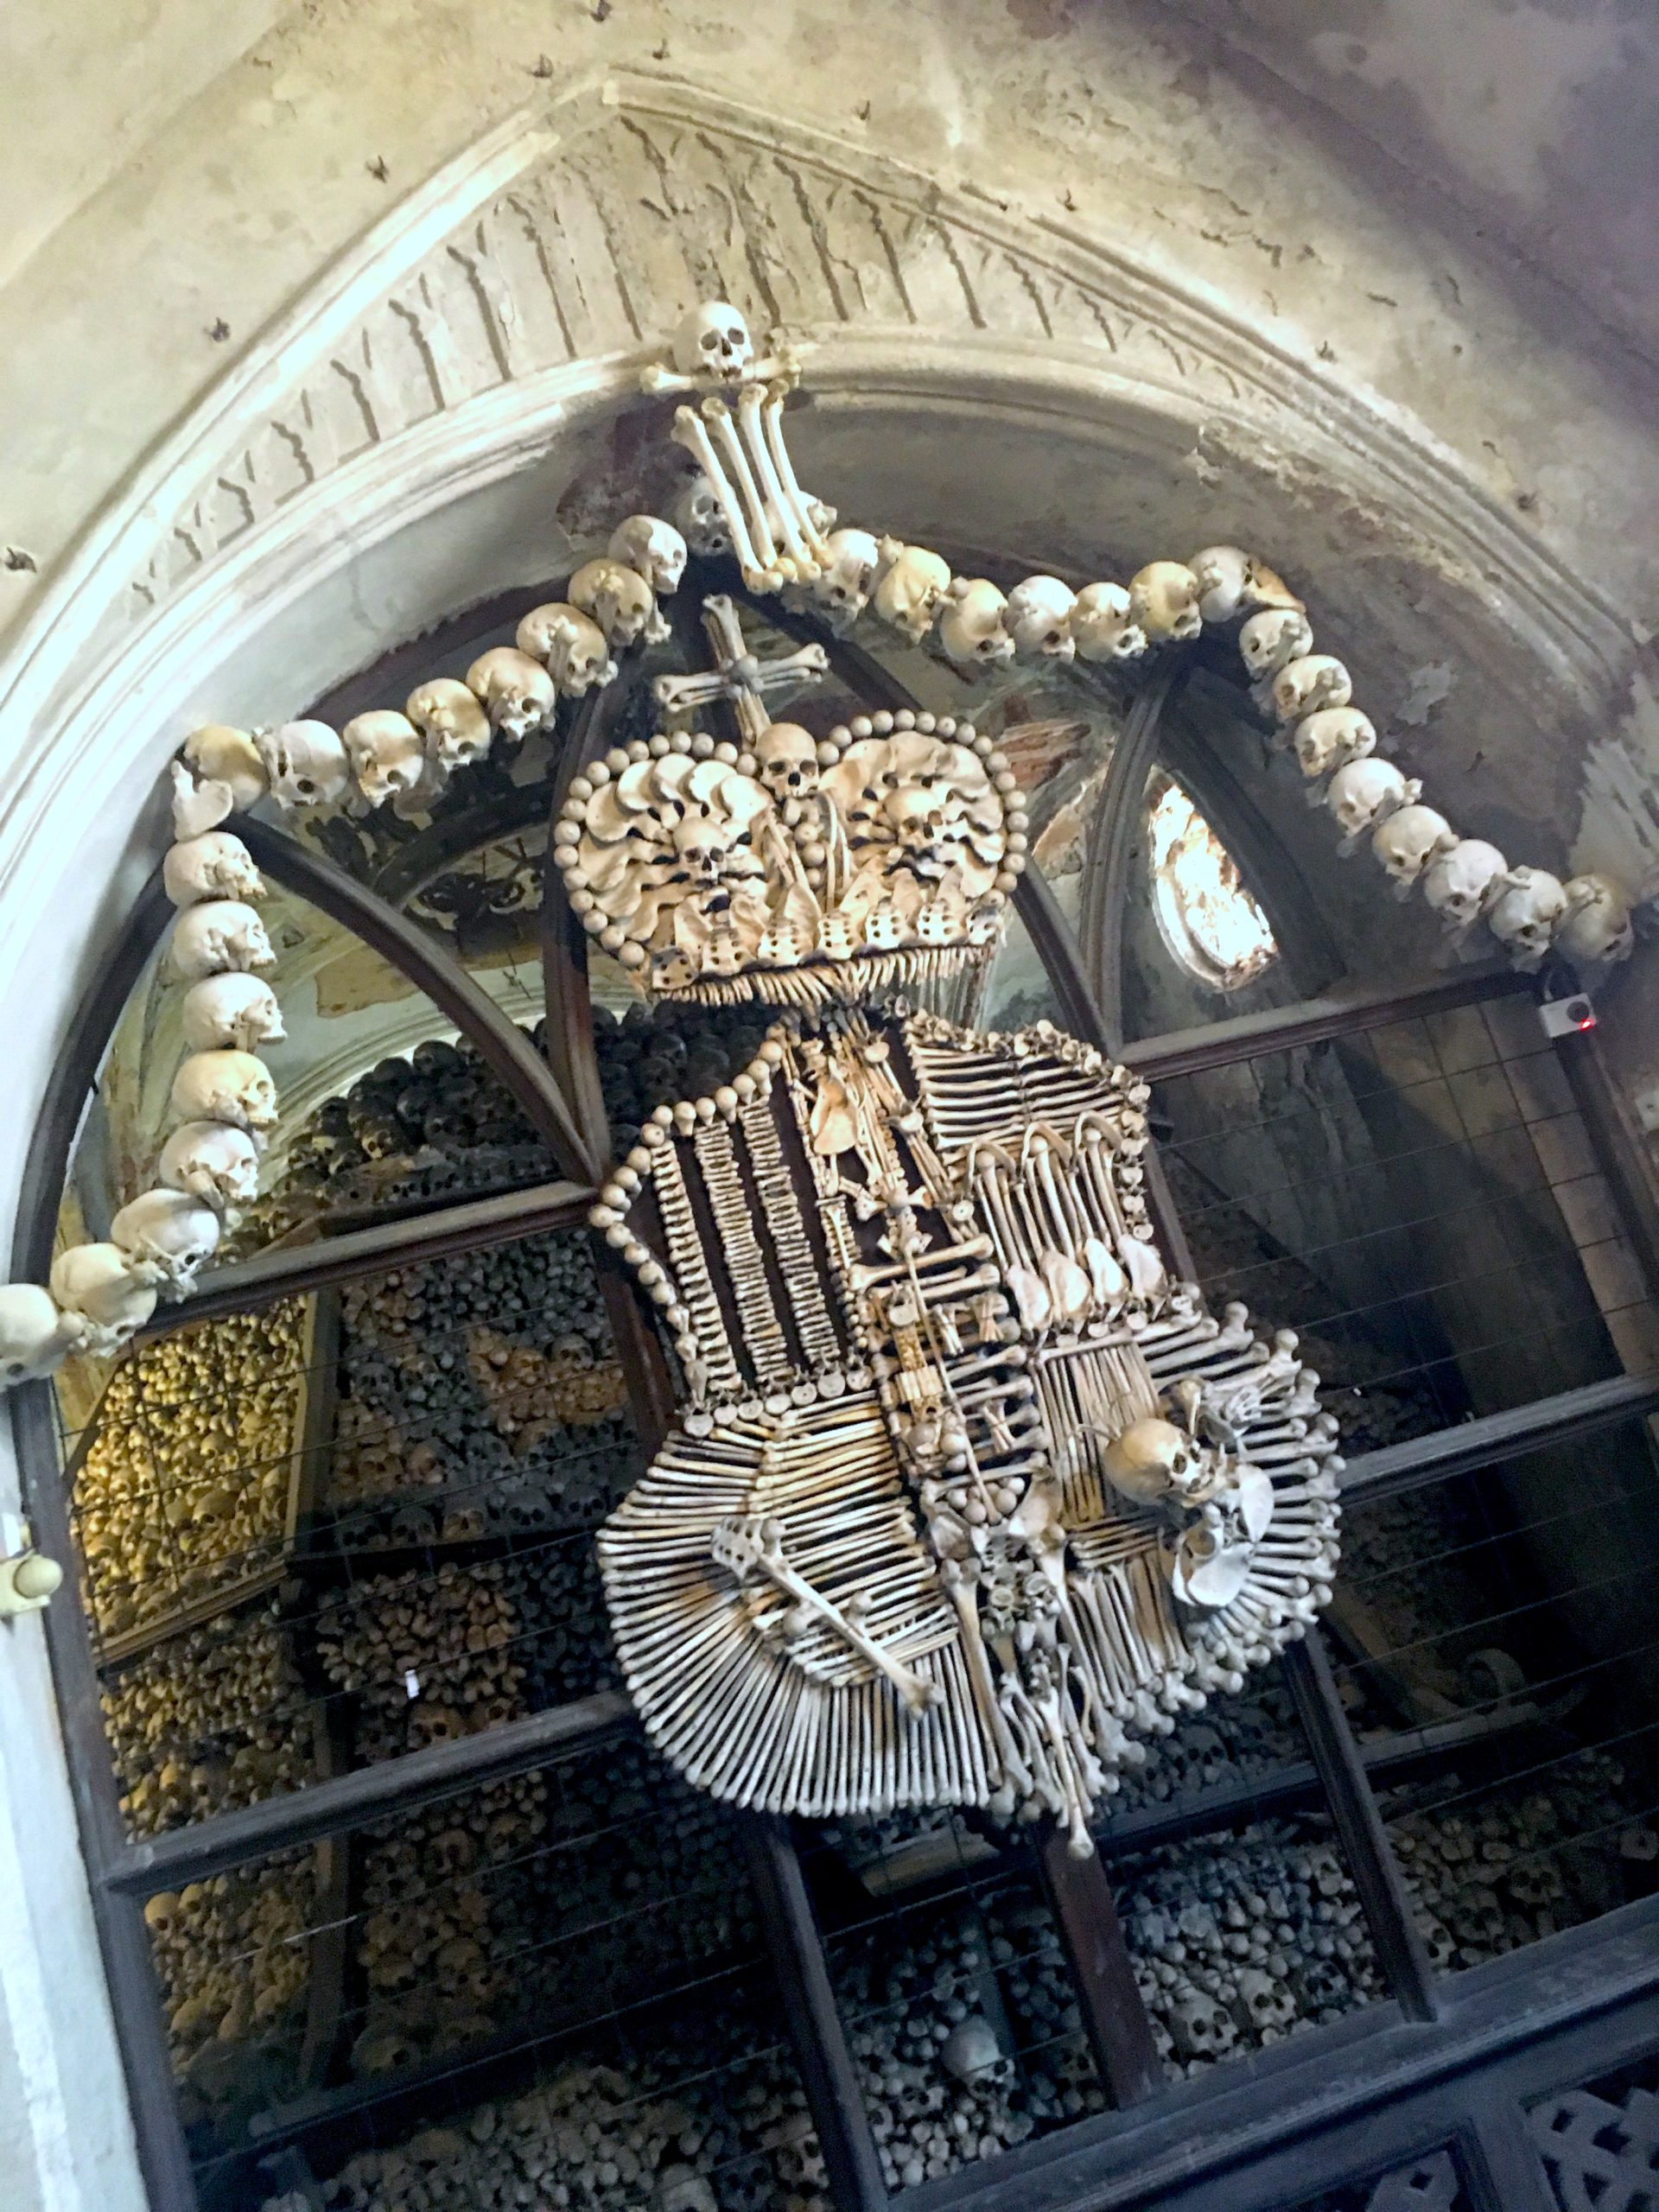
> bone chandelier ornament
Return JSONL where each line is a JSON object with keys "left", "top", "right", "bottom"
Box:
{"left": 0, "top": 300, "right": 1638, "bottom": 1847}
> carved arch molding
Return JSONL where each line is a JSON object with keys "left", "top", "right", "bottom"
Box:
{"left": 0, "top": 69, "right": 1635, "bottom": 939}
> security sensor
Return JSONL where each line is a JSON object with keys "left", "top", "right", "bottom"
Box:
{"left": 1538, "top": 994, "right": 1596, "bottom": 1039}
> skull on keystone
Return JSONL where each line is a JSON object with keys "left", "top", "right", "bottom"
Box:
{"left": 753, "top": 721, "right": 822, "bottom": 810}
{"left": 671, "top": 300, "right": 754, "bottom": 382}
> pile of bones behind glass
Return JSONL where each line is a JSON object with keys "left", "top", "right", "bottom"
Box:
{"left": 0, "top": 296, "right": 1638, "bottom": 1387}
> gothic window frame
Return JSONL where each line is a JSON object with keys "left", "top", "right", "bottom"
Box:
{"left": 10, "top": 563, "right": 1659, "bottom": 2212}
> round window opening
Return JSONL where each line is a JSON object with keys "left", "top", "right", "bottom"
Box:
{"left": 1147, "top": 772, "right": 1278, "bottom": 992}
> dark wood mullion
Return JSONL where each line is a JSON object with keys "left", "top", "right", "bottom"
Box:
{"left": 745, "top": 1816, "right": 891, "bottom": 2210}
{"left": 1339, "top": 1372, "right": 1659, "bottom": 1503}
{"left": 1121, "top": 962, "right": 1531, "bottom": 1084}
{"left": 237, "top": 813, "right": 598, "bottom": 1185}
{"left": 1552, "top": 1014, "right": 1659, "bottom": 1296}
{"left": 1283, "top": 1630, "right": 1440, "bottom": 2022}
{"left": 138, "top": 1178, "right": 594, "bottom": 1337}
{"left": 1077, "top": 668, "right": 1179, "bottom": 1036}
{"left": 101, "top": 1691, "right": 636, "bottom": 1895}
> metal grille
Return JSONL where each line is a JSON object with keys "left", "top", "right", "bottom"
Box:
{"left": 1529, "top": 2052, "right": 1659, "bottom": 2212}
{"left": 1280, "top": 2145, "right": 1470, "bottom": 2211}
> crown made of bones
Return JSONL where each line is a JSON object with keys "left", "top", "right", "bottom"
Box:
{"left": 550, "top": 708, "right": 1027, "bottom": 1004}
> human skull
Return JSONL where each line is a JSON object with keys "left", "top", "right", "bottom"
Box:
{"left": 1293, "top": 706, "right": 1376, "bottom": 783}
{"left": 48, "top": 1244, "right": 157, "bottom": 1351}
{"left": 655, "top": 2169, "right": 718, "bottom": 2212}
{"left": 1187, "top": 545, "right": 1301, "bottom": 626}
{"left": 1238, "top": 607, "right": 1314, "bottom": 680}
{"left": 181, "top": 971, "right": 285, "bottom": 1052}
{"left": 182, "top": 725, "right": 269, "bottom": 810}
{"left": 608, "top": 512, "right": 689, "bottom": 595}
{"left": 162, "top": 830, "right": 264, "bottom": 910}
{"left": 111, "top": 1189, "right": 221, "bottom": 1294}
{"left": 157, "top": 1120, "right": 262, "bottom": 1211}
{"left": 753, "top": 721, "right": 821, "bottom": 807}
{"left": 938, "top": 577, "right": 1016, "bottom": 666}
{"left": 1101, "top": 1416, "right": 1197, "bottom": 1507}
{"left": 1371, "top": 802, "right": 1457, "bottom": 893}
{"left": 569, "top": 556, "right": 657, "bottom": 649}
{"left": 1129, "top": 560, "right": 1204, "bottom": 642}
{"left": 406, "top": 677, "right": 494, "bottom": 767}
{"left": 940, "top": 2015, "right": 1010, "bottom": 2086}
{"left": 1169, "top": 1984, "right": 1233, "bottom": 2061}
{"left": 1072, "top": 581, "right": 1147, "bottom": 663}
{"left": 810, "top": 527, "right": 881, "bottom": 625}
{"left": 1325, "top": 758, "right": 1418, "bottom": 848}
{"left": 671, "top": 806, "right": 738, "bottom": 891}
{"left": 169, "top": 1049, "right": 278, "bottom": 1134}
{"left": 168, "top": 760, "right": 234, "bottom": 842}
{"left": 1422, "top": 838, "right": 1509, "bottom": 932}
{"left": 515, "top": 603, "right": 615, "bottom": 696}
{"left": 342, "top": 709, "right": 427, "bottom": 808}
{"left": 670, "top": 299, "right": 754, "bottom": 382}
{"left": 170, "top": 899, "right": 276, "bottom": 981}
{"left": 1170, "top": 1514, "right": 1255, "bottom": 1610}
{"left": 0, "top": 1284, "right": 82, "bottom": 1388}
{"left": 1486, "top": 865, "right": 1569, "bottom": 969}
{"left": 464, "top": 648, "right": 556, "bottom": 741}
{"left": 1233, "top": 1967, "right": 1295, "bottom": 2037}
{"left": 1005, "top": 574, "right": 1078, "bottom": 658}
{"left": 1558, "top": 872, "right": 1636, "bottom": 965}
{"left": 254, "top": 720, "right": 351, "bottom": 810}
{"left": 673, "top": 474, "right": 731, "bottom": 556}
{"left": 874, "top": 541, "right": 952, "bottom": 642}
{"left": 1272, "top": 654, "right": 1352, "bottom": 723}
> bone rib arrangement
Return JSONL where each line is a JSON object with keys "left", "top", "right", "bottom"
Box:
{"left": 596, "top": 1003, "right": 1341, "bottom": 1858}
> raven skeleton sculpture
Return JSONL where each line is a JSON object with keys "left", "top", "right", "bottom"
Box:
{"left": 575, "top": 653, "right": 1342, "bottom": 1859}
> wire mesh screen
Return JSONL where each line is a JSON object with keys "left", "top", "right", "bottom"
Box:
{"left": 1336, "top": 1422, "right": 1659, "bottom": 1968}
{"left": 1152, "top": 1002, "right": 1641, "bottom": 1450}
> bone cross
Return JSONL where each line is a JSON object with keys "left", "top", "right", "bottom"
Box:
{"left": 710, "top": 1514, "right": 940, "bottom": 1714}
{"left": 652, "top": 594, "right": 829, "bottom": 741}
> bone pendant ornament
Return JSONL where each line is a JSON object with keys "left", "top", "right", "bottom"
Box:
{"left": 585, "top": 589, "right": 1339, "bottom": 1859}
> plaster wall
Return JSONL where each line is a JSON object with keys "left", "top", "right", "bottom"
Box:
{"left": 0, "top": 8, "right": 1656, "bottom": 2209}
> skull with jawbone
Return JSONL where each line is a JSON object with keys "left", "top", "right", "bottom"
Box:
{"left": 753, "top": 721, "right": 823, "bottom": 822}
{"left": 670, "top": 299, "right": 754, "bottom": 382}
